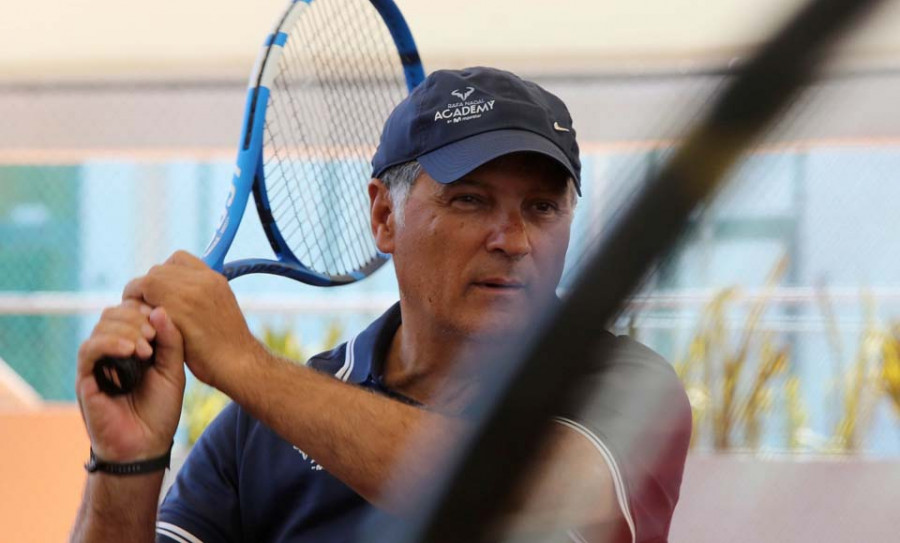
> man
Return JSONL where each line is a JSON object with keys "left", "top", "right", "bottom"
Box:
{"left": 72, "top": 67, "right": 691, "bottom": 543}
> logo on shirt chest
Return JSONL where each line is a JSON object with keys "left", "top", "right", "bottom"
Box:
{"left": 292, "top": 446, "right": 324, "bottom": 471}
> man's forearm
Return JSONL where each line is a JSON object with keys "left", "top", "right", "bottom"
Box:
{"left": 211, "top": 349, "right": 623, "bottom": 531}
{"left": 218, "top": 349, "right": 466, "bottom": 514}
{"left": 70, "top": 472, "right": 164, "bottom": 543}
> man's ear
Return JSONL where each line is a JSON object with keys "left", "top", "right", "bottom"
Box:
{"left": 369, "top": 178, "right": 396, "bottom": 254}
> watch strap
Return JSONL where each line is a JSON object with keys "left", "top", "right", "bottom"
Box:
{"left": 85, "top": 443, "right": 172, "bottom": 476}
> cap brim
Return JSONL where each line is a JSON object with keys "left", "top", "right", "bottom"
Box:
{"left": 416, "top": 129, "right": 581, "bottom": 195}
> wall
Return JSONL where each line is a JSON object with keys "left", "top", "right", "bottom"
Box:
{"left": 2, "top": 0, "right": 900, "bottom": 80}
{"left": 2, "top": 406, "right": 896, "bottom": 543}
{"left": 0, "top": 406, "right": 89, "bottom": 542}
{"left": 671, "top": 455, "right": 899, "bottom": 542}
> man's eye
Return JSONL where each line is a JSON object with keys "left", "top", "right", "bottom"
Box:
{"left": 532, "top": 201, "right": 559, "bottom": 214}
{"left": 452, "top": 195, "right": 484, "bottom": 206}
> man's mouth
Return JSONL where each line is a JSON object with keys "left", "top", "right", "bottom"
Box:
{"left": 472, "top": 279, "right": 527, "bottom": 290}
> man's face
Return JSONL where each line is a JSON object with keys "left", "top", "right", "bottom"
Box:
{"left": 385, "top": 153, "right": 575, "bottom": 340}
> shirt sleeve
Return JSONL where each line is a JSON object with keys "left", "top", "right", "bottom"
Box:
{"left": 556, "top": 332, "right": 692, "bottom": 543}
{"left": 156, "top": 402, "right": 245, "bottom": 543}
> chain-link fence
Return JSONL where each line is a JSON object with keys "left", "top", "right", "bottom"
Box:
{"left": 2, "top": 71, "right": 900, "bottom": 456}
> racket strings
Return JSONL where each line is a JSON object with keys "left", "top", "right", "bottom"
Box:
{"left": 285, "top": 6, "right": 387, "bottom": 273}
{"left": 306, "top": 4, "right": 388, "bottom": 244}
{"left": 267, "top": 33, "right": 361, "bottom": 273}
{"left": 315, "top": 8, "right": 392, "bottom": 227}
{"left": 315, "top": 13, "right": 385, "bottom": 200}
{"left": 266, "top": 5, "right": 356, "bottom": 274}
{"left": 261, "top": 0, "right": 407, "bottom": 278}
{"left": 265, "top": 143, "right": 343, "bottom": 267}
{"left": 266, "top": 48, "right": 356, "bottom": 270}
{"left": 293, "top": 14, "right": 379, "bottom": 268}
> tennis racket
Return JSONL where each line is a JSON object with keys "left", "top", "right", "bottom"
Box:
{"left": 93, "top": 0, "right": 425, "bottom": 396}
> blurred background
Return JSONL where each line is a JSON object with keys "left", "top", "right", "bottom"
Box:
{"left": 1, "top": 0, "right": 899, "bottom": 541}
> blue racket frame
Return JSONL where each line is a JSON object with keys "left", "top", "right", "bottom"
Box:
{"left": 93, "top": 0, "right": 424, "bottom": 397}
{"left": 202, "top": 0, "right": 425, "bottom": 286}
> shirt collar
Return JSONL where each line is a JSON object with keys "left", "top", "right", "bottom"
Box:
{"left": 342, "top": 302, "right": 402, "bottom": 384}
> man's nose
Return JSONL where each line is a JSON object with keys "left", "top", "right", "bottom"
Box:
{"left": 485, "top": 211, "right": 531, "bottom": 259}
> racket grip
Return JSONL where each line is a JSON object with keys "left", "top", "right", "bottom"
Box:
{"left": 93, "top": 352, "right": 154, "bottom": 396}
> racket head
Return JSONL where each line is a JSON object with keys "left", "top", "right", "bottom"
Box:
{"left": 98, "top": 0, "right": 423, "bottom": 397}
{"left": 208, "top": 0, "right": 425, "bottom": 285}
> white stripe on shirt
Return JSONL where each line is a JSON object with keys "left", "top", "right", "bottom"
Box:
{"left": 554, "top": 417, "right": 636, "bottom": 543}
{"left": 156, "top": 522, "right": 205, "bottom": 543}
{"left": 335, "top": 335, "right": 357, "bottom": 382}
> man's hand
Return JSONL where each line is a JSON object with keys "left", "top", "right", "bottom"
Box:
{"left": 122, "top": 250, "right": 264, "bottom": 390}
{"left": 72, "top": 300, "right": 184, "bottom": 543}
{"left": 76, "top": 300, "right": 185, "bottom": 462}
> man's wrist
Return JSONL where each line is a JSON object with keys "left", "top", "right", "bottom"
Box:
{"left": 217, "top": 338, "right": 274, "bottom": 400}
{"left": 88, "top": 439, "right": 174, "bottom": 463}
{"left": 86, "top": 442, "right": 173, "bottom": 475}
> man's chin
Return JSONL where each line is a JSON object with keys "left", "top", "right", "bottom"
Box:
{"left": 450, "top": 293, "right": 556, "bottom": 341}
{"left": 464, "top": 311, "right": 537, "bottom": 343}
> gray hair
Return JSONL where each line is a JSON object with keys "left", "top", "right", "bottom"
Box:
{"left": 377, "top": 160, "right": 423, "bottom": 226}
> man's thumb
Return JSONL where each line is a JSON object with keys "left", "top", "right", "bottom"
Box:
{"left": 149, "top": 307, "right": 184, "bottom": 368}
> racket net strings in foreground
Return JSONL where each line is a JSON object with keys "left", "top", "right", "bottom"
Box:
{"left": 361, "top": 0, "right": 894, "bottom": 542}
{"left": 263, "top": 0, "right": 410, "bottom": 278}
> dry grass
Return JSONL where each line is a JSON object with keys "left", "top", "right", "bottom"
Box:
{"left": 883, "top": 325, "right": 900, "bottom": 416}
{"left": 673, "top": 260, "right": 900, "bottom": 453}
{"left": 675, "top": 254, "right": 791, "bottom": 451}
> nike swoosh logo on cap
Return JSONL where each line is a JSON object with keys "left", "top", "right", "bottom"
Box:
{"left": 553, "top": 121, "right": 570, "bottom": 132}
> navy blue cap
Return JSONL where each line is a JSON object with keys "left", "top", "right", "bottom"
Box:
{"left": 371, "top": 67, "right": 581, "bottom": 194}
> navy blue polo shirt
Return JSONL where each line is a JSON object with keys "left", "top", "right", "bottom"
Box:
{"left": 156, "top": 303, "right": 690, "bottom": 543}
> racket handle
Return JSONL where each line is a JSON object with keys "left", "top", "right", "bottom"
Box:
{"left": 93, "top": 353, "right": 154, "bottom": 396}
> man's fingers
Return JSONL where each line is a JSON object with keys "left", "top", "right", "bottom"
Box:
{"left": 77, "top": 334, "right": 140, "bottom": 378}
{"left": 165, "top": 250, "right": 208, "bottom": 270}
{"left": 92, "top": 320, "right": 154, "bottom": 358}
{"left": 121, "top": 298, "right": 153, "bottom": 316}
{"left": 96, "top": 305, "right": 155, "bottom": 338}
{"left": 92, "top": 306, "right": 156, "bottom": 355}
{"left": 77, "top": 302, "right": 159, "bottom": 395}
{"left": 82, "top": 321, "right": 153, "bottom": 366}
{"left": 122, "top": 261, "right": 205, "bottom": 308}
{"left": 122, "top": 269, "right": 170, "bottom": 307}
{"left": 122, "top": 275, "right": 148, "bottom": 303}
